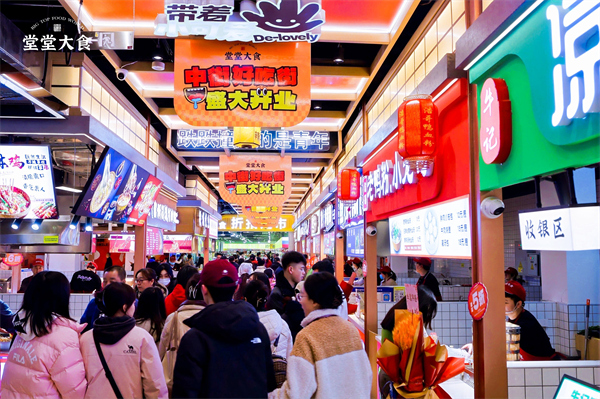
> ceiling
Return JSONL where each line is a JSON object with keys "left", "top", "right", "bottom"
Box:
{"left": 1, "top": 0, "right": 432, "bottom": 217}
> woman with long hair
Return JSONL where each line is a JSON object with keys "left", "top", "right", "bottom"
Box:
{"left": 157, "top": 264, "right": 176, "bottom": 293}
{"left": 233, "top": 272, "right": 251, "bottom": 301}
{"left": 135, "top": 268, "right": 168, "bottom": 298}
{"left": 1, "top": 272, "right": 87, "bottom": 399}
{"left": 135, "top": 287, "right": 167, "bottom": 345}
{"left": 80, "top": 283, "right": 167, "bottom": 398}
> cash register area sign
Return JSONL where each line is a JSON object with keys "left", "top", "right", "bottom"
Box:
{"left": 389, "top": 196, "right": 471, "bottom": 259}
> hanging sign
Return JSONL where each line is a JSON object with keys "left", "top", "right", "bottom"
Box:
{"left": 310, "top": 210, "right": 320, "bottom": 236}
{"left": 3, "top": 254, "right": 23, "bottom": 267}
{"left": 219, "top": 214, "right": 294, "bottom": 232}
{"left": 322, "top": 201, "right": 335, "bottom": 232}
{"left": 175, "top": 129, "right": 330, "bottom": 151}
{"left": 468, "top": 282, "right": 489, "bottom": 320}
{"left": 479, "top": 78, "right": 512, "bottom": 164}
{"left": 164, "top": 234, "right": 193, "bottom": 253}
{"left": 174, "top": 38, "right": 311, "bottom": 128}
{"left": 338, "top": 194, "right": 364, "bottom": 230}
{"left": 155, "top": 0, "right": 325, "bottom": 43}
{"left": 148, "top": 202, "right": 179, "bottom": 231}
{"left": 209, "top": 216, "right": 219, "bottom": 239}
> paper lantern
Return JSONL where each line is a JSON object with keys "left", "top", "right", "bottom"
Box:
{"left": 337, "top": 169, "right": 360, "bottom": 201}
{"left": 398, "top": 94, "right": 438, "bottom": 176}
{"left": 233, "top": 127, "right": 261, "bottom": 148}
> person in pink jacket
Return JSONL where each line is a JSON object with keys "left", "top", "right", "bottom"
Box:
{"left": 1, "top": 271, "right": 87, "bottom": 399}
{"left": 80, "top": 282, "right": 168, "bottom": 399}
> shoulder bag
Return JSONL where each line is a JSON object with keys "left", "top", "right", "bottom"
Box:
{"left": 94, "top": 334, "right": 124, "bottom": 399}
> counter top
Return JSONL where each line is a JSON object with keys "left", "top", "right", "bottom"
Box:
{"left": 507, "top": 360, "right": 600, "bottom": 368}
{"left": 348, "top": 314, "right": 364, "bottom": 333}
{"left": 439, "top": 376, "right": 474, "bottom": 399}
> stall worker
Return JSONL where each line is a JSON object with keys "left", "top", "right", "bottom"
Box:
{"left": 379, "top": 266, "right": 397, "bottom": 286}
{"left": 505, "top": 267, "right": 518, "bottom": 283}
{"left": 17, "top": 258, "right": 44, "bottom": 293}
{"left": 414, "top": 257, "right": 442, "bottom": 301}
{"left": 505, "top": 281, "right": 560, "bottom": 361}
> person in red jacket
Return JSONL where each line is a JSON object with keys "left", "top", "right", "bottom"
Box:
{"left": 165, "top": 266, "right": 198, "bottom": 316}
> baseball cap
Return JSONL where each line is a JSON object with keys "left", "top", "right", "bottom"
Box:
{"left": 352, "top": 257, "right": 362, "bottom": 266}
{"left": 505, "top": 281, "right": 526, "bottom": 302}
{"left": 199, "top": 259, "right": 238, "bottom": 288}
{"left": 379, "top": 266, "right": 392, "bottom": 274}
{"left": 413, "top": 257, "right": 432, "bottom": 266}
{"left": 33, "top": 259, "right": 44, "bottom": 267}
{"left": 504, "top": 267, "right": 518, "bottom": 276}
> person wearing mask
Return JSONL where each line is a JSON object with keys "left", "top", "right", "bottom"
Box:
{"left": 105, "top": 252, "right": 113, "bottom": 269}
{"left": 135, "top": 268, "right": 168, "bottom": 298}
{"left": 157, "top": 264, "right": 176, "bottom": 293}
{"left": 71, "top": 262, "right": 103, "bottom": 293}
{"left": 1, "top": 272, "right": 87, "bottom": 399}
{"left": 17, "top": 258, "right": 45, "bottom": 293}
{"left": 165, "top": 266, "right": 198, "bottom": 315}
{"left": 172, "top": 259, "right": 276, "bottom": 398}
{"left": 80, "top": 283, "right": 168, "bottom": 399}
{"left": 379, "top": 266, "right": 397, "bottom": 286}
{"left": 351, "top": 258, "right": 364, "bottom": 278}
{"left": 80, "top": 266, "right": 126, "bottom": 334}
{"left": 266, "top": 251, "right": 306, "bottom": 341}
{"left": 415, "top": 257, "right": 442, "bottom": 301}
{"left": 505, "top": 281, "right": 559, "bottom": 361}
{"left": 135, "top": 287, "right": 167, "bottom": 345}
{"left": 159, "top": 274, "right": 206, "bottom": 394}
{"left": 270, "top": 272, "right": 371, "bottom": 399}
{"left": 243, "top": 280, "right": 293, "bottom": 360}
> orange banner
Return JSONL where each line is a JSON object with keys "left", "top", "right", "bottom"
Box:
{"left": 174, "top": 38, "right": 311, "bottom": 127}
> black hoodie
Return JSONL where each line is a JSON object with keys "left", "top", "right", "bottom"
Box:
{"left": 93, "top": 316, "right": 136, "bottom": 344}
{"left": 172, "top": 300, "right": 276, "bottom": 399}
{"left": 266, "top": 270, "right": 305, "bottom": 341}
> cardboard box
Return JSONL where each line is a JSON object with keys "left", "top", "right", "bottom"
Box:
{"left": 575, "top": 334, "right": 600, "bottom": 360}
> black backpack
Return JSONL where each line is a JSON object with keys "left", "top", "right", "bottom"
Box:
{"left": 272, "top": 335, "right": 287, "bottom": 388}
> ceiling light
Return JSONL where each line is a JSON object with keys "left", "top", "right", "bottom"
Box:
{"left": 56, "top": 186, "right": 83, "bottom": 193}
{"left": 333, "top": 44, "right": 344, "bottom": 64}
{"left": 11, "top": 219, "right": 22, "bottom": 230}
{"left": 31, "top": 219, "right": 42, "bottom": 231}
{"left": 313, "top": 102, "right": 322, "bottom": 110}
{"left": 85, "top": 217, "right": 93, "bottom": 232}
{"left": 152, "top": 61, "right": 165, "bottom": 71}
{"left": 69, "top": 215, "right": 81, "bottom": 230}
{"left": 152, "top": 41, "right": 164, "bottom": 61}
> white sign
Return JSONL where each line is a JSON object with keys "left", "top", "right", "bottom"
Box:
{"left": 148, "top": 202, "right": 179, "bottom": 229}
{"left": 519, "top": 206, "right": 600, "bottom": 251}
{"left": 338, "top": 194, "right": 364, "bottom": 230}
{"left": 209, "top": 216, "right": 219, "bottom": 239}
{"left": 547, "top": 1, "right": 600, "bottom": 126}
{"left": 198, "top": 209, "right": 210, "bottom": 229}
{"left": 322, "top": 202, "right": 335, "bottom": 231}
{"left": 310, "top": 210, "right": 320, "bottom": 236}
{"left": 389, "top": 196, "right": 471, "bottom": 258}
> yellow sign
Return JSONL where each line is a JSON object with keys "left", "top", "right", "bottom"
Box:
{"left": 43, "top": 236, "right": 59, "bottom": 244}
{"left": 219, "top": 215, "right": 294, "bottom": 232}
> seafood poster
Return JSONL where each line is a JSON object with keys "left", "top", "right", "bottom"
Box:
{"left": 388, "top": 195, "right": 471, "bottom": 259}
{"left": 73, "top": 147, "right": 162, "bottom": 226}
{"left": 0, "top": 144, "right": 58, "bottom": 219}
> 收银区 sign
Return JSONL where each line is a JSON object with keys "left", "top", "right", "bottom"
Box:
{"left": 155, "top": 0, "right": 325, "bottom": 43}
{"left": 175, "top": 129, "right": 330, "bottom": 152}
{"left": 219, "top": 214, "right": 294, "bottom": 232}
{"left": 175, "top": 39, "right": 311, "bottom": 127}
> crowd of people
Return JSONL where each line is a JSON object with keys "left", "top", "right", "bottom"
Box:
{"left": 0, "top": 251, "right": 372, "bottom": 399}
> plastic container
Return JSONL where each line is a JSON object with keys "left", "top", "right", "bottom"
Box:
{"left": 506, "top": 322, "right": 521, "bottom": 361}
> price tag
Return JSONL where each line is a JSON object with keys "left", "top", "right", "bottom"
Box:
{"left": 405, "top": 284, "right": 419, "bottom": 314}
{"left": 468, "top": 282, "right": 489, "bottom": 320}
{"left": 3, "top": 254, "right": 23, "bottom": 267}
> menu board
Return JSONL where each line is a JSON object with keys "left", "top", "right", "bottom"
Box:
{"left": 146, "top": 227, "right": 164, "bottom": 256}
{"left": 323, "top": 231, "right": 335, "bottom": 255}
{"left": 164, "top": 234, "right": 193, "bottom": 253}
{"left": 346, "top": 224, "right": 364, "bottom": 257}
{"left": 0, "top": 144, "right": 58, "bottom": 219}
{"left": 389, "top": 196, "right": 471, "bottom": 258}
{"left": 73, "top": 147, "right": 162, "bottom": 226}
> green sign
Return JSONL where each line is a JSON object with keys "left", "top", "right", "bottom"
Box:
{"left": 470, "top": 0, "right": 600, "bottom": 191}
{"left": 43, "top": 236, "right": 59, "bottom": 244}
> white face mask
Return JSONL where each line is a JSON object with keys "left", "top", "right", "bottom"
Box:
{"left": 158, "top": 278, "right": 171, "bottom": 286}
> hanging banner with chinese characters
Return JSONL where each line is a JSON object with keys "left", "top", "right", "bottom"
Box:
{"left": 174, "top": 129, "right": 330, "bottom": 152}
{"left": 0, "top": 145, "right": 58, "bottom": 219}
{"left": 479, "top": 78, "right": 512, "bottom": 164}
{"left": 219, "top": 214, "right": 294, "bottom": 232}
{"left": 175, "top": 38, "right": 310, "bottom": 127}
{"left": 242, "top": 205, "right": 282, "bottom": 228}
{"left": 155, "top": 0, "right": 325, "bottom": 43}
{"left": 518, "top": 206, "right": 600, "bottom": 251}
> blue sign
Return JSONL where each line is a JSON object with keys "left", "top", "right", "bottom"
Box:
{"left": 346, "top": 223, "right": 364, "bottom": 257}
{"left": 174, "top": 129, "right": 330, "bottom": 152}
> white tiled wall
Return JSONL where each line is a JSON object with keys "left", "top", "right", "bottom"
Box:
{"left": 0, "top": 293, "right": 94, "bottom": 323}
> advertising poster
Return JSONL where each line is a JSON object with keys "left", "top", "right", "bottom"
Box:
{"left": 389, "top": 196, "right": 471, "bottom": 258}
{"left": 323, "top": 231, "right": 335, "bottom": 255}
{"left": 164, "top": 234, "right": 193, "bottom": 253}
{"left": 174, "top": 39, "right": 311, "bottom": 127}
{"left": 346, "top": 224, "right": 364, "bottom": 257}
{"left": 109, "top": 234, "right": 135, "bottom": 253}
{"left": 0, "top": 144, "right": 58, "bottom": 219}
{"left": 126, "top": 175, "right": 163, "bottom": 226}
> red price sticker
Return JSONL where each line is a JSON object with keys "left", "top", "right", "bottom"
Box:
{"left": 3, "top": 254, "right": 23, "bottom": 267}
{"left": 468, "top": 282, "right": 489, "bottom": 320}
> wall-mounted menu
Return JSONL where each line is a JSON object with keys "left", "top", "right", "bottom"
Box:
{"left": 389, "top": 196, "right": 471, "bottom": 258}
{"left": 0, "top": 145, "right": 58, "bottom": 219}
{"left": 73, "top": 147, "right": 162, "bottom": 226}
{"left": 346, "top": 223, "right": 364, "bottom": 257}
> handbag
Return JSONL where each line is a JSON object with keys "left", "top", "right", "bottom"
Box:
{"left": 162, "top": 310, "right": 180, "bottom": 391}
{"left": 94, "top": 334, "right": 123, "bottom": 399}
{"left": 271, "top": 335, "right": 287, "bottom": 389}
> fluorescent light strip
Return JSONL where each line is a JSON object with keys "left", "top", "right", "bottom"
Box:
{"left": 0, "top": 75, "right": 64, "bottom": 119}
{"left": 56, "top": 186, "right": 83, "bottom": 193}
{"left": 463, "top": 0, "right": 544, "bottom": 71}
{"left": 432, "top": 78, "right": 459, "bottom": 102}
{"left": 359, "top": 132, "right": 399, "bottom": 167}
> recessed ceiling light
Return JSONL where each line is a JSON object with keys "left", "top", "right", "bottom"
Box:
{"left": 333, "top": 44, "right": 344, "bottom": 64}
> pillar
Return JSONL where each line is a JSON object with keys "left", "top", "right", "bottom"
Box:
{"left": 203, "top": 235, "right": 210, "bottom": 263}
{"left": 334, "top": 197, "right": 345, "bottom": 281}
{"left": 364, "top": 221, "right": 378, "bottom": 399}
{"left": 134, "top": 224, "right": 147, "bottom": 273}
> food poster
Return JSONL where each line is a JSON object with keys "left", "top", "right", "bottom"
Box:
{"left": 163, "top": 234, "right": 193, "bottom": 253}
{"left": 323, "top": 231, "right": 335, "bottom": 255}
{"left": 126, "top": 175, "right": 163, "bottom": 225}
{"left": 388, "top": 196, "right": 471, "bottom": 258}
{"left": 0, "top": 144, "right": 58, "bottom": 219}
{"left": 110, "top": 164, "right": 151, "bottom": 225}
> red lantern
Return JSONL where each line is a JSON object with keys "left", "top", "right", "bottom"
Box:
{"left": 398, "top": 94, "right": 438, "bottom": 176}
{"left": 337, "top": 169, "right": 360, "bottom": 201}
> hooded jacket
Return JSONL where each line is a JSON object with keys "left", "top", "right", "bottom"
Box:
{"left": 164, "top": 284, "right": 187, "bottom": 316}
{"left": 1, "top": 313, "right": 87, "bottom": 399}
{"left": 266, "top": 271, "right": 305, "bottom": 341}
{"left": 258, "top": 309, "right": 293, "bottom": 359}
{"left": 80, "top": 316, "right": 168, "bottom": 399}
{"left": 172, "top": 300, "right": 276, "bottom": 398}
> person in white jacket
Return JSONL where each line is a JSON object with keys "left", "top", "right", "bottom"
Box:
{"left": 159, "top": 273, "right": 206, "bottom": 392}
{"left": 80, "top": 282, "right": 168, "bottom": 399}
{"left": 243, "top": 279, "right": 293, "bottom": 359}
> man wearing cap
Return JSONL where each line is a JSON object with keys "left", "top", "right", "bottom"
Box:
{"left": 172, "top": 259, "right": 276, "bottom": 398}
{"left": 505, "top": 281, "right": 559, "bottom": 361}
{"left": 414, "top": 257, "right": 442, "bottom": 301}
{"left": 17, "top": 258, "right": 44, "bottom": 293}
{"left": 69, "top": 262, "right": 102, "bottom": 293}
{"left": 505, "top": 267, "right": 518, "bottom": 283}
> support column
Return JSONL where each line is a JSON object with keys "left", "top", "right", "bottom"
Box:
{"left": 203, "top": 235, "right": 210, "bottom": 264}
{"left": 364, "top": 222, "right": 378, "bottom": 399}
{"left": 334, "top": 198, "right": 345, "bottom": 281}
{"left": 319, "top": 229, "right": 324, "bottom": 261}
{"left": 134, "top": 224, "right": 147, "bottom": 273}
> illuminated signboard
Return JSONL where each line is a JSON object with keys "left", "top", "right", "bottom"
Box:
{"left": 346, "top": 224, "right": 364, "bottom": 257}
{"left": 209, "top": 216, "right": 219, "bottom": 239}
{"left": 219, "top": 214, "right": 294, "bottom": 232}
